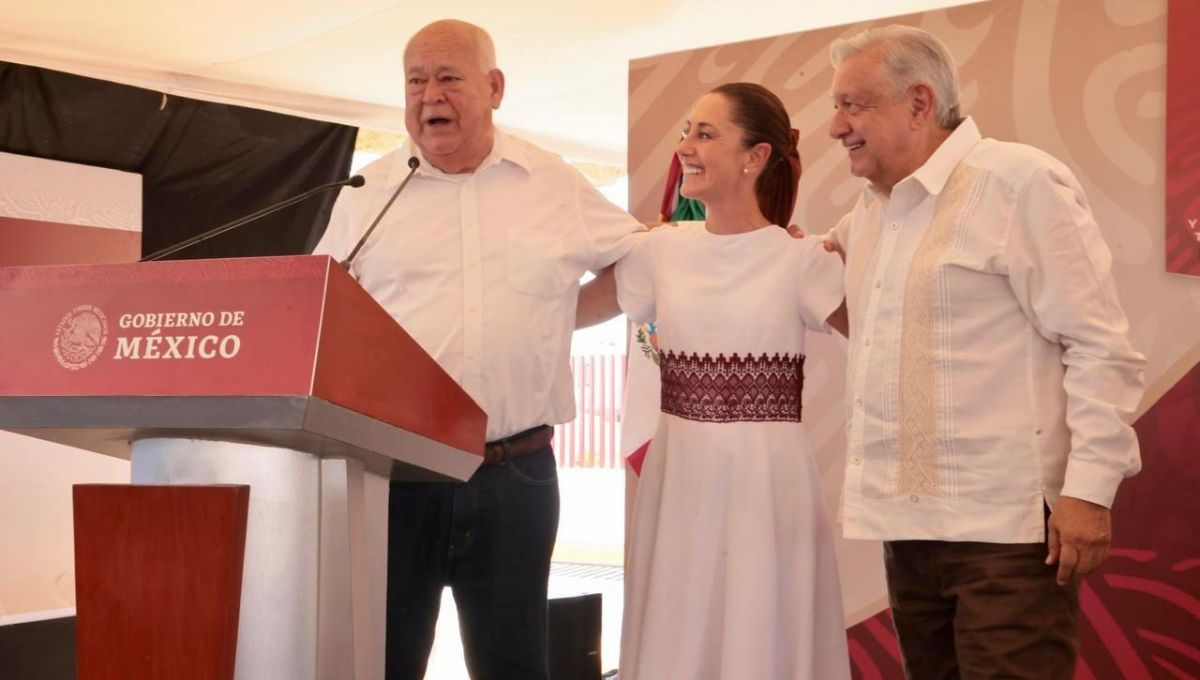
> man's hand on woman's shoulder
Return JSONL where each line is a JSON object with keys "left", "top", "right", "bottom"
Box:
{"left": 785, "top": 224, "right": 846, "bottom": 262}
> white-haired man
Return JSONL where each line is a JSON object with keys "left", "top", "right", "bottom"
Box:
{"left": 825, "top": 25, "right": 1144, "bottom": 679}
{"left": 314, "top": 19, "right": 641, "bottom": 680}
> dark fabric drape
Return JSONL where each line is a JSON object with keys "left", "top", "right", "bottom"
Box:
{"left": 0, "top": 62, "right": 357, "bottom": 259}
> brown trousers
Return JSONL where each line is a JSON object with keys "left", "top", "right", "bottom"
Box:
{"left": 883, "top": 539, "right": 1080, "bottom": 680}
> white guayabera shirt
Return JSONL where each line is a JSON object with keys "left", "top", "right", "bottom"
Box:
{"left": 314, "top": 129, "right": 642, "bottom": 441}
{"left": 832, "top": 117, "right": 1145, "bottom": 543}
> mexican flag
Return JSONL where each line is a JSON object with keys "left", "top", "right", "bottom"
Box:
{"left": 622, "top": 323, "right": 660, "bottom": 475}
{"left": 658, "top": 154, "right": 706, "bottom": 224}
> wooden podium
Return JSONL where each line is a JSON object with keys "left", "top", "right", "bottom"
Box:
{"left": 0, "top": 255, "right": 487, "bottom": 680}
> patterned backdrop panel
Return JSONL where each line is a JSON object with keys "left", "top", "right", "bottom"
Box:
{"left": 844, "top": 363, "right": 1200, "bottom": 679}
{"left": 1167, "top": 0, "right": 1200, "bottom": 275}
{"left": 627, "top": 1, "right": 1200, "bottom": 677}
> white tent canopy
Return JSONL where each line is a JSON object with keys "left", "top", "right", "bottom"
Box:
{"left": 0, "top": 0, "right": 974, "bottom": 164}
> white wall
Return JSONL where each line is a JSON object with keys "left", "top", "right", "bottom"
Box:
{"left": 0, "top": 152, "right": 141, "bottom": 619}
{"left": 0, "top": 439, "right": 129, "bottom": 618}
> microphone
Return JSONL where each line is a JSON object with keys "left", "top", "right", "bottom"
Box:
{"left": 140, "top": 175, "right": 366, "bottom": 262}
{"left": 341, "top": 156, "right": 421, "bottom": 271}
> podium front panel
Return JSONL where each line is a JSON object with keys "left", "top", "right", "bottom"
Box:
{"left": 0, "top": 256, "right": 328, "bottom": 397}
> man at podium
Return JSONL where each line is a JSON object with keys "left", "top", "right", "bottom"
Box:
{"left": 312, "top": 19, "right": 643, "bottom": 680}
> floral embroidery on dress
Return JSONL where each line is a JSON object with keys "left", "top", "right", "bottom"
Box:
{"left": 635, "top": 322, "right": 660, "bottom": 365}
{"left": 659, "top": 351, "right": 804, "bottom": 423}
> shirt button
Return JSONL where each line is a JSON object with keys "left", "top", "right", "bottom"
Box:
{"left": 909, "top": 494, "right": 919, "bottom": 502}
{"left": 863, "top": 338, "right": 871, "bottom": 346}
{"left": 874, "top": 281, "right": 882, "bottom": 289}
{"left": 890, "top": 222, "right": 900, "bottom": 231}
{"left": 851, "top": 457, "right": 862, "bottom": 466}
{"left": 854, "top": 398, "right": 863, "bottom": 407}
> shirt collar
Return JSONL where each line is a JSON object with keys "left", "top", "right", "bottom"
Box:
{"left": 869, "top": 116, "right": 982, "bottom": 199}
{"left": 390, "top": 127, "right": 532, "bottom": 186}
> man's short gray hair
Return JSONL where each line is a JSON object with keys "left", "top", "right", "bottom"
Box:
{"left": 468, "top": 23, "right": 497, "bottom": 72}
{"left": 830, "top": 25, "right": 963, "bottom": 128}
{"left": 406, "top": 19, "right": 497, "bottom": 73}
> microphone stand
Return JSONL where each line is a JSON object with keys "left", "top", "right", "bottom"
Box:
{"left": 141, "top": 175, "right": 365, "bottom": 262}
{"left": 341, "top": 156, "right": 421, "bottom": 270}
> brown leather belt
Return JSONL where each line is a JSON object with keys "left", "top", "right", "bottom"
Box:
{"left": 482, "top": 425, "right": 553, "bottom": 466}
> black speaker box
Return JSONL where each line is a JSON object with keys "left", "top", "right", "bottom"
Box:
{"left": 0, "top": 614, "right": 76, "bottom": 680}
{"left": 548, "top": 592, "right": 602, "bottom": 680}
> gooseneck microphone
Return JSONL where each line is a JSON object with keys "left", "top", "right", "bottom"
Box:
{"left": 341, "top": 156, "right": 421, "bottom": 271}
{"left": 140, "top": 175, "right": 366, "bottom": 262}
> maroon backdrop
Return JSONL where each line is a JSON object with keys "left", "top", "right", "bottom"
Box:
{"left": 0, "top": 217, "right": 139, "bottom": 267}
{"left": 1167, "top": 0, "right": 1200, "bottom": 275}
{"left": 845, "top": 363, "right": 1200, "bottom": 678}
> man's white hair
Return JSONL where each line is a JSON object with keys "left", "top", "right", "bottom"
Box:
{"left": 830, "top": 25, "right": 963, "bottom": 128}
{"left": 406, "top": 19, "right": 497, "bottom": 73}
{"left": 467, "top": 22, "right": 497, "bottom": 72}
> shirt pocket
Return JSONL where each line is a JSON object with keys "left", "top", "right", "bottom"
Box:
{"left": 505, "top": 222, "right": 575, "bottom": 298}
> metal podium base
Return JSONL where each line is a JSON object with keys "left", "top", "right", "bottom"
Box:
{"left": 130, "top": 438, "right": 377, "bottom": 680}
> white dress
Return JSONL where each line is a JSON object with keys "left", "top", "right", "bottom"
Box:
{"left": 615, "top": 223, "right": 850, "bottom": 680}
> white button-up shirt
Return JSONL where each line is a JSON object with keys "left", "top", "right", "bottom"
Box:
{"left": 832, "top": 118, "right": 1144, "bottom": 543}
{"left": 314, "top": 129, "right": 641, "bottom": 440}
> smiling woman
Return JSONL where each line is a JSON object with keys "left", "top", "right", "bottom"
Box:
{"left": 612, "top": 82, "right": 851, "bottom": 680}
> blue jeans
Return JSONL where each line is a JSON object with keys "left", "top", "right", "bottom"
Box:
{"left": 385, "top": 445, "right": 560, "bottom": 680}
